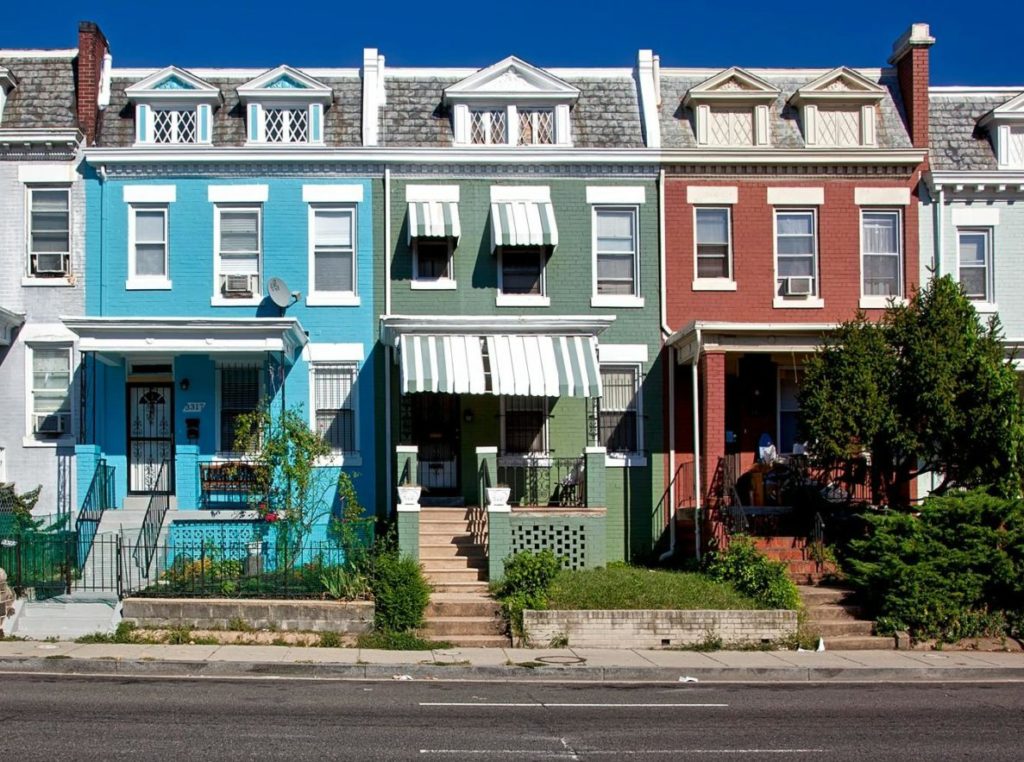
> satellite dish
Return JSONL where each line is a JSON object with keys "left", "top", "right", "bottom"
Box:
{"left": 267, "top": 277, "right": 291, "bottom": 309}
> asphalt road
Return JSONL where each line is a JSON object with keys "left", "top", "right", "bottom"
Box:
{"left": 1, "top": 675, "right": 1022, "bottom": 760}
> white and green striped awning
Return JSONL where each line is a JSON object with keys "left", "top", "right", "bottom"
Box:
{"left": 398, "top": 334, "right": 600, "bottom": 398}
{"left": 406, "top": 201, "right": 461, "bottom": 244}
{"left": 490, "top": 200, "right": 559, "bottom": 251}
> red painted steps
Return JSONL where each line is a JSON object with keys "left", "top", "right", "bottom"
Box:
{"left": 751, "top": 536, "right": 838, "bottom": 583}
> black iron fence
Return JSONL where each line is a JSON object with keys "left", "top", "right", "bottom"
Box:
{"left": 134, "top": 460, "right": 170, "bottom": 575}
{"left": 497, "top": 456, "right": 586, "bottom": 508}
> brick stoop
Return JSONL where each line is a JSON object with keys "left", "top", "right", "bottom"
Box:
{"left": 418, "top": 508, "right": 510, "bottom": 647}
{"left": 752, "top": 536, "right": 838, "bottom": 584}
{"left": 798, "top": 584, "right": 897, "bottom": 650}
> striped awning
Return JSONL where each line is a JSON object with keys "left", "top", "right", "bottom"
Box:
{"left": 407, "top": 201, "right": 461, "bottom": 244}
{"left": 398, "top": 334, "right": 601, "bottom": 398}
{"left": 490, "top": 200, "right": 559, "bottom": 251}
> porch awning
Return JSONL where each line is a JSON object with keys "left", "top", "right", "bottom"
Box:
{"left": 0, "top": 305, "right": 25, "bottom": 346}
{"left": 61, "top": 316, "right": 308, "bottom": 362}
{"left": 406, "top": 201, "right": 461, "bottom": 244}
{"left": 490, "top": 200, "right": 559, "bottom": 251}
{"left": 398, "top": 333, "right": 602, "bottom": 397}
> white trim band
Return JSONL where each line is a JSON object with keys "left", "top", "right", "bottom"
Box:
{"left": 855, "top": 187, "right": 911, "bottom": 206}
{"left": 406, "top": 185, "right": 460, "bottom": 203}
{"left": 303, "top": 342, "right": 365, "bottom": 363}
{"left": 597, "top": 343, "right": 649, "bottom": 363}
{"left": 302, "top": 185, "right": 364, "bottom": 203}
{"left": 490, "top": 185, "right": 552, "bottom": 203}
{"left": 767, "top": 187, "right": 824, "bottom": 205}
{"left": 951, "top": 208, "right": 1000, "bottom": 227}
{"left": 18, "top": 164, "right": 76, "bottom": 184}
{"left": 123, "top": 185, "right": 177, "bottom": 203}
{"left": 208, "top": 185, "right": 269, "bottom": 203}
{"left": 686, "top": 186, "right": 738, "bottom": 204}
{"left": 585, "top": 186, "right": 646, "bottom": 205}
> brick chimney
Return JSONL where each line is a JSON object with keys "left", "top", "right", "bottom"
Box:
{"left": 77, "top": 21, "right": 110, "bottom": 145}
{"left": 888, "top": 22, "right": 934, "bottom": 152}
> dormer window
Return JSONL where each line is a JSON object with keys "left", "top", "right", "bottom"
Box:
{"left": 790, "top": 67, "right": 886, "bottom": 148}
{"left": 0, "top": 67, "right": 17, "bottom": 127}
{"left": 237, "top": 66, "right": 332, "bottom": 146}
{"left": 444, "top": 57, "right": 579, "bottom": 147}
{"left": 979, "top": 92, "right": 1024, "bottom": 169}
{"left": 684, "top": 67, "right": 778, "bottom": 148}
{"left": 125, "top": 67, "right": 221, "bottom": 146}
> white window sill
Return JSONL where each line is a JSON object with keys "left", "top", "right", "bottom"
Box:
{"left": 210, "top": 296, "right": 262, "bottom": 307}
{"left": 496, "top": 294, "right": 551, "bottom": 308}
{"left": 22, "top": 277, "right": 74, "bottom": 288}
{"left": 859, "top": 296, "right": 906, "bottom": 310}
{"left": 605, "top": 453, "right": 647, "bottom": 468}
{"left": 306, "top": 293, "right": 361, "bottom": 307}
{"left": 317, "top": 453, "right": 362, "bottom": 468}
{"left": 244, "top": 141, "right": 323, "bottom": 148}
{"left": 692, "top": 279, "right": 738, "bottom": 292}
{"left": 971, "top": 301, "right": 999, "bottom": 314}
{"left": 591, "top": 295, "right": 645, "bottom": 308}
{"left": 22, "top": 436, "right": 75, "bottom": 449}
{"left": 411, "top": 279, "right": 458, "bottom": 291}
{"left": 126, "top": 278, "right": 172, "bottom": 291}
{"left": 132, "top": 142, "right": 214, "bottom": 148}
{"left": 773, "top": 296, "right": 825, "bottom": 309}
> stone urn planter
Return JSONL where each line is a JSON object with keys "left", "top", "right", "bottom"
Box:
{"left": 397, "top": 485, "right": 422, "bottom": 507}
{"left": 486, "top": 486, "right": 512, "bottom": 508}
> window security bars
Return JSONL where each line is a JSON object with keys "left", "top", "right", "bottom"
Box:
{"left": 314, "top": 363, "right": 356, "bottom": 454}
{"left": 599, "top": 366, "right": 639, "bottom": 453}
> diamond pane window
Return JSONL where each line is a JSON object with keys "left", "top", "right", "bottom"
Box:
{"left": 708, "top": 109, "right": 753, "bottom": 147}
{"left": 818, "top": 108, "right": 861, "bottom": 147}
{"left": 264, "top": 108, "right": 309, "bottom": 143}
{"left": 151, "top": 109, "right": 197, "bottom": 144}
{"left": 470, "top": 109, "right": 507, "bottom": 145}
{"left": 518, "top": 109, "right": 554, "bottom": 145}
{"left": 1009, "top": 127, "right": 1024, "bottom": 169}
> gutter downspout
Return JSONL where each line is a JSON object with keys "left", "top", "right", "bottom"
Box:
{"left": 692, "top": 327, "right": 702, "bottom": 561}
{"left": 384, "top": 166, "right": 393, "bottom": 518}
{"left": 935, "top": 184, "right": 945, "bottom": 277}
{"left": 658, "top": 167, "right": 670, "bottom": 338}
{"left": 658, "top": 345, "right": 677, "bottom": 562}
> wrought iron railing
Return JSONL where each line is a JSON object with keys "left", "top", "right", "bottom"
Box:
{"left": 199, "top": 461, "right": 267, "bottom": 508}
{"left": 134, "top": 460, "right": 170, "bottom": 577}
{"left": 76, "top": 459, "right": 115, "bottom": 566}
{"left": 497, "top": 455, "right": 586, "bottom": 508}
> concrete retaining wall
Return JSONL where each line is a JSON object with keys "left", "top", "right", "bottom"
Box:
{"left": 123, "top": 598, "right": 374, "bottom": 633}
{"left": 523, "top": 609, "right": 798, "bottom": 649}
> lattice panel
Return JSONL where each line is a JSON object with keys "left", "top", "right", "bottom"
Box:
{"left": 153, "top": 110, "right": 175, "bottom": 143}
{"left": 818, "top": 108, "right": 860, "bottom": 146}
{"left": 152, "top": 110, "right": 196, "bottom": 144}
{"left": 470, "top": 110, "right": 506, "bottom": 145}
{"left": 708, "top": 109, "right": 753, "bottom": 146}
{"left": 289, "top": 108, "right": 309, "bottom": 142}
{"left": 519, "top": 110, "right": 554, "bottom": 145}
{"left": 511, "top": 523, "right": 589, "bottom": 570}
{"left": 265, "top": 108, "right": 286, "bottom": 142}
{"left": 177, "top": 109, "right": 197, "bottom": 143}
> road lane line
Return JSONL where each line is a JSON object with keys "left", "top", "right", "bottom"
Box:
{"left": 419, "top": 750, "right": 826, "bottom": 756}
{"left": 418, "top": 702, "right": 728, "bottom": 708}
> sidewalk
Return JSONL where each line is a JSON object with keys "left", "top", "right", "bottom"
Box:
{"left": 2, "top": 640, "right": 1024, "bottom": 681}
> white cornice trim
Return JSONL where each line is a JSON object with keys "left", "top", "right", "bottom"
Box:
{"left": 0, "top": 306, "right": 25, "bottom": 346}
{"left": 929, "top": 171, "right": 1024, "bottom": 191}
{"left": 929, "top": 86, "right": 1024, "bottom": 96}
{"left": 0, "top": 128, "right": 82, "bottom": 145}
{"left": 661, "top": 67, "right": 885, "bottom": 79}
{"left": 0, "top": 49, "right": 77, "bottom": 59}
{"left": 380, "top": 314, "right": 616, "bottom": 345}
{"left": 114, "top": 67, "right": 360, "bottom": 79}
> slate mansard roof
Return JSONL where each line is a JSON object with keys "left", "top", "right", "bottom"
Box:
{"left": 0, "top": 52, "right": 78, "bottom": 130}
{"left": 657, "top": 68, "right": 913, "bottom": 150}
{"left": 98, "top": 70, "right": 364, "bottom": 148}
{"left": 928, "top": 90, "right": 1023, "bottom": 172}
{"left": 381, "top": 71, "right": 645, "bottom": 148}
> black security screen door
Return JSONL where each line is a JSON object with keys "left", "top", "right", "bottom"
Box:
{"left": 127, "top": 383, "right": 174, "bottom": 494}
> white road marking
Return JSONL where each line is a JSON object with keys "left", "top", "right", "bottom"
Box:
{"left": 419, "top": 750, "right": 827, "bottom": 756}
{"left": 418, "top": 702, "right": 728, "bottom": 708}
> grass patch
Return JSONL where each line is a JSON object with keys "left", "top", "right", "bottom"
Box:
{"left": 546, "top": 566, "right": 762, "bottom": 611}
{"left": 357, "top": 631, "right": 452, "bottom": 650}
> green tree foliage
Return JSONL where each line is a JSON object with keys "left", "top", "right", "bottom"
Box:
{"left": 703, "top": 537, "right": 801, "bottom": 610}
{"left": 800, "top": 275, "right": 1024, "bottom": 504}
{"left": 846, "top": 491, "right": 1024, "bottom": 641}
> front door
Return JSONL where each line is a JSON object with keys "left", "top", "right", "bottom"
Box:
{"left": 411, "top": 393, "right": 460, "bottom": 495}
{"left": 127, "top": 383, "right": 174, "bottom": 494}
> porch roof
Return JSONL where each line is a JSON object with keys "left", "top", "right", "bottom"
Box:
{"left": 0, "top": 306, "right": 25, "bottom": 346}
{"left": 61, "top": 316, "right": 308, "bottom": 360}
{"left": 381, "top": 315, "right": 614, "bottom": 398}
{"left": 667, "top": 320, "right": 839, "bottom": 364}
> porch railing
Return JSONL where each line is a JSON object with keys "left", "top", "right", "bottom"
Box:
{"left": 76, "top": 458, "right": 115, "bottom": 566}
{"left": 134, "top": 460, "right": 170, "bottom": 577}
{"left": 199, "top": 461, "right": 267, "bottom": 508}
{"left": 497, "top": 455, "right": 586, "bottom": 508}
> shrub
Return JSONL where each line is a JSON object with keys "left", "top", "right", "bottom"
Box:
{"left": 370, "top": 552, "right": 431, "bottom": 633}
{"left": 320, "top": 565, "right": 370, "bottom": 601}
{"left": 493, "top": 550, "right": 563, "bottom": 639}
{"left": 845, "top": 491, "right": 1024, "bottom": 641}
{"left": 357, "top": 631, "right": 452, "bottom": 650}
{"left": 704, "top": 536, "right": 801, "bottom": 610}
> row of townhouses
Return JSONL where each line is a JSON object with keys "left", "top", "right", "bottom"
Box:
{"left": 1, "top": 20, "right": 1020, "bottom": 567}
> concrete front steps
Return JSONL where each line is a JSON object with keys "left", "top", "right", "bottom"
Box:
{"left": 752, "top": 536, "right": 838, "bottom": 584}
{"left": 9, "top": 592, "right": 120, "bottom": 640}
{"left": 418, "top": 508, "right": 508, "bottom": 647}
{"left": 799, "top": 584, "right": 896, "bottom": 650}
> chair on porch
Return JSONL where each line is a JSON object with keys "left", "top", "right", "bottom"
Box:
{"left": 555, "top": 458, "right": 585, "bottom": 508}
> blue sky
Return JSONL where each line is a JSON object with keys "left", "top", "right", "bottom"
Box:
{"left": 3, "top": 0, "right": 1022, "bottom": 85}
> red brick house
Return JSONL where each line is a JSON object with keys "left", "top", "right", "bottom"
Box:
{"left": 655, "top": 25, "right": 934, "bottom": 556}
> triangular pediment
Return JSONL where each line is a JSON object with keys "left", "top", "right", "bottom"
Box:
{"left": 237, "top": 65, "right": 333, "bottom": 104}
{"left": 125, "top": 66, "right": 221, "bottom": 103}
{"left": 684, "top": 67, "right": 779, "bottom": 105}
{"left": 792, "top": 67, "right": 885, "bottom": 104}
{"left": 444, "top": 56, "right": 579, "bottom": 104}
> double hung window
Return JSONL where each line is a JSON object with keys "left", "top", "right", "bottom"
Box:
{"left": 28, "top": 188, "right": 71, "bottom": 278}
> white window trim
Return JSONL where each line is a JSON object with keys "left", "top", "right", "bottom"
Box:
{"left": 956, "top": 226, "right": 996, "bottom": 309}
{"left": 24, "top": 185, "right": 72, "bottom": 284}
{"left": 498, "top": 396, "right": 550, "bottom": 461}
{"left": 127, "top": 204, "right": 172, "bottom": 290}
{"left": 306, "top": 204, "right": 360, "bottom": 307}
{"left": 496, "top": 247, "right": 549, "bottom": 307}
{"left": 211, "top": 204, "right": 263, "bottom": 307}
{"left": 23, "top": 343, "right": 76, "bottom": 448}
{"left": 247, "top": 103, "right": 319, "bottom": 146}
{"left": 858, "top": 208, "right": 904, "bottom": 308}
{"left": 692, "top": 205, "right": 734, "bottom": 288}
{"left": 772, "top": 207, "right": 823, "bottom": 309}
{"left": 214, "top": 363, "right": 263, "bottom": 457}
{"left": 599, "top": 362, "right": 646, "bottom": 468}
{"left": 145, "top": 107, "right": 201, "bottom": 146}
{"left": 411, "top": 238, "right": 457, "bottom": 290}
{"left": 308, "top": 361, "right": 361, "bottom": 467}
{"left": 592, "top": 205, "right": 641, "bottom": 304}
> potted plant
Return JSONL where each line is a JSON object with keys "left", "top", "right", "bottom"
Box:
{"left": 397, "top": 480, "right": 422, "bottom": 507}
{"left": 486, "top": 484, "right": 511, "bottom": 508}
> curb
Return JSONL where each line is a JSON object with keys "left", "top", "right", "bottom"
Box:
{"left": 3, "top": 656, "right": 1024, "bottom": 683}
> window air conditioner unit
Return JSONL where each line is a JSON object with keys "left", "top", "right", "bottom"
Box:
{"left": 223, "top": 273, "right": 255, "bottom": 297}
{"left": 31, "top": 253, "right": 69, "bottom": 276}
{"left": 785, "top": 276, "right": 814, "bottom": 296}
{"left": 34, "top": 413, "right": 68, "bottom": 436}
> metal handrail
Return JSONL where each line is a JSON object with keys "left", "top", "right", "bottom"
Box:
{"left": 497, "top": 455, "right": 586, "bottom": 508}
{"left": 134, "top": 460, "right": 170, "bottom": 577}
